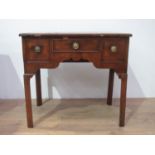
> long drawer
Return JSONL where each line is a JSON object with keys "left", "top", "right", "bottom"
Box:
{"left": 23, "top": 37, "right": 129, "bottom": 62}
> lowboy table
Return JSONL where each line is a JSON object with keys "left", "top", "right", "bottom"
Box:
{"left": 19, "top": 33, "right": 132, "bottom": 128}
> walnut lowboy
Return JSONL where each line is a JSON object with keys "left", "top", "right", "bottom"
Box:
{"left": 19, "top": 33, "right": 132, "bottom": 128}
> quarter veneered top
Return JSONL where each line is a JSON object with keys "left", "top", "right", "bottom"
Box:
{"left": 19, "top": 33, "right": 132, "bottom": 37}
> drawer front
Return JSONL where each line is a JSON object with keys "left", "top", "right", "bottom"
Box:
{"left": 24, "top": 38, "right": 50, "bottom": 61}
{"left": 102, "top": 38, "right": 129, "bottom": 62}
{"left": 52, "top": 39, "right": 100, "bottom": 52}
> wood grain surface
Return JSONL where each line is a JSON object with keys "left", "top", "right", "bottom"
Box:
{"left": 0, "top": 99, "right": 154, "bottom": 135}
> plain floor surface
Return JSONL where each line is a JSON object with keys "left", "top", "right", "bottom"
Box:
{"left": 0, "top": 99, "right": 155, "bottom": 135}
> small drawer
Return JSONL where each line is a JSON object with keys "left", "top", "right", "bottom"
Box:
{"left": 24, "top": 38, "right": 50, "bottom": 61}
{"left": 52, "top": 38, "right": 100, "bottom": 52}
{"left": 102, "top": 38, "right": 128, "bottom": 62}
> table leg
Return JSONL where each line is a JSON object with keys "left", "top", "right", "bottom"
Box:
{"left": 107, "top": 69, "right": 114, "bottom": 105}
{"left": 35, "top": 69, "right": 42, "bottom": 106}
{"left": 24, "top": 74, "right": 33, "bottom": 128}
{"left": 119, "top": 73, "right": 127, "bottom": 127}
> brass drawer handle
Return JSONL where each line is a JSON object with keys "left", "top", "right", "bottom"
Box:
{"left": 34, "top": 45, "right": 41, "bottom": 53}
{"left": 110, "top": 45, "right": 117, "bottom": 53}
{"left": 72, "top": 41, "right": 80, "bottom": 50}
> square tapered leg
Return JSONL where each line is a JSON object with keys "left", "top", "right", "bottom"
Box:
{"left": 119, "top": 73, "right": 127, "bottom": 127}
{"left": 24, "top": 74, "right": 33, "bottom": 128}
{"left": 35, "top": 69, "right": 42, "bottom": 106}
{"left": 107, "top": 69, "right": 114, "bottom": 105}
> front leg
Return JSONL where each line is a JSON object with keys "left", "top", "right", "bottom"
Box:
{"left": 24, "top": 74, "right": 33, "bottom": 128}
{"left": 119, "top": 73, "right": 128, "bottom": 127}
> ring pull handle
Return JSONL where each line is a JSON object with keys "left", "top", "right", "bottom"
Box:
{"left": 34, "top": 45, "right": 41, "bottom": 53}
{"left": 72, "top": 42, "right": 80, "bottom": 50}
{"left": 110, "top": 45, "right": 117, "bottom": 53}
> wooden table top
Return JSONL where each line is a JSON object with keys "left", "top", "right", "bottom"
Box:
{"left": 19, "top": 33, "right": 132, "bottom": 37}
